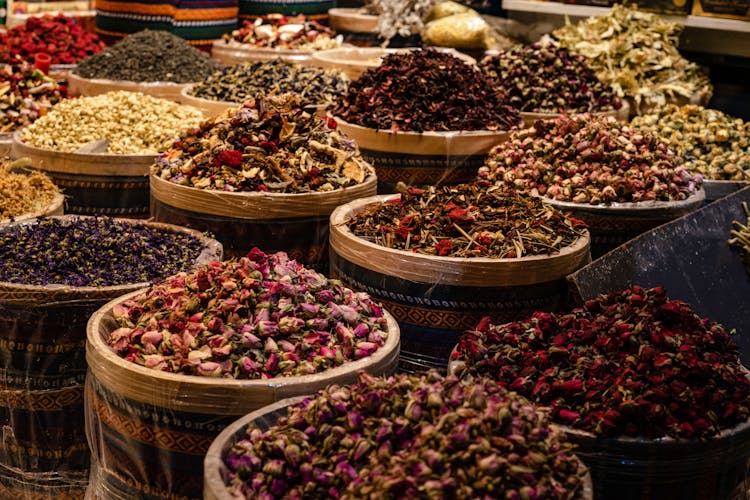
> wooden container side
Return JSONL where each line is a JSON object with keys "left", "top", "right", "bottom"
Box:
{"left": 67, "top": 72, "right": 192, "bottom": 102}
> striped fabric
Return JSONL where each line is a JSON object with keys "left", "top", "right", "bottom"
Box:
{"left": 238, "top": 0, "right": 334, "bottom": 19}
{"left": 95, "top": 0, "right": 239, "bottom": 50}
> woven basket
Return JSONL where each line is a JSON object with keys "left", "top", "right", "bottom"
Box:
{"left": 67, "top": 73, "right": 191, "bottom": 103}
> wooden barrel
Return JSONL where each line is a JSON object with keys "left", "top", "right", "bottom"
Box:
{"left": 204, "top": 396, "right": 594, "bottom": 500}
{"left": 150, "top": 172, "right": 377, "bottom": 272}
{"left": 12, "top": 132, "right": 156, "bottom": 217}
{"left": 211, "top": 41, "right": 316, "bottom": 66}
{"left": 0, "top": 218, "right": 221, "bottom": 494}
{"left": 703, "top": 180, "right": 750, "bottom": 203}
{"left": 520, "top": 101, "right": 631, "bottom": 127}
{"left": 329, "top": 195, "right": 591, "bottom": 373}
{"left": 66, "top": 73, "right": 191, "bottom": 103}
{"left": 542, "top": 190, "right": 706, "bottom": 258}
{"left": 85, "top": 291, "right": 400, "bottom": 500}
{"left": 334, "top": 118, "right": 510, "bottom": 193}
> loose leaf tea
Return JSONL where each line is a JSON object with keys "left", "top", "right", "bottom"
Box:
{"left": 0, "top": 158, "right": 60, "bottom": 220}
{"left": 108, "top": 249, "right": 389, "bottom": 378}
{"left": 453, "top": 286, "right": 750, "bottom": 439}
{"left": 0, "top": 14, "right": 105, "bottom": 65}
{"left": 346, "top": 184, "right": 587, "bottom": 258}
{"left": 480, "top": 40, "right": 622, "bottom": 114}
{"left": 363, "top": 0, "right": 434, "bottom": 44}
{"left": 480, "top": 114, "right": 701, "bottom": 204}
{"left": 0, "top": 63, "right": 68, "bottom": 133}
{"left": 332, "top": 49, "right": 521, "bottom": 132}
{"left": 729, "top": 201, "right": 750, "bottom": 274}
{"left": 224, "top": 371, "right": 585, "bottom": 499}
{"left": 154, "top": 94, "right": 373, "bottom": 193}
{"left": 190, "top": 60, "right": 348, "bottom": 107}
{"left": 632, "top": 105, "right": 750, "bottom": 181}
{"left": 553, "top": 4, "right": 712, "bottom": 114}
{"left": 22, "top": 91, "right": 203, "bottom": 154}
{"left": 0, "top": 216, "right": 206, "bottom": 286}
{"left": 74, "top": 30, "right": 221, "bottom": 83}
{"left": 222, "top": 14, "right": 343, "bottom": 51}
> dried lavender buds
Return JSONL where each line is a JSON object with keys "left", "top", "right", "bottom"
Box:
{"left": 190, "top": 61, "right": 347, "bottom": 107}
{"left": 154, "top": 94, "right": 373, "bottom": 193}
{"left": 332, "top": 49, "right": 521, "bottom": 132}
{"left": 346, "top": 184, "right": 587, "bottom": 258}
{"left": 553, "top": 4, "right": 712, "bottom": 114}
{"left": 480, "top": 41, "right": 622, "bottom": 114}
{"left": 224, "top": 371, "right": 585, "bottom": 499}
{"left": 453, "top": 286, "right": 750, "bottom": 439}
{"left": 480, "top": 115, "right": 700, "bottom": 204}
{"left": 0, "top": 158, "right": 60, "bottom": 220}
{"left": 729, "top": 201, "right": 750, "bottom": 273}
{"left": 108, "top": 249, "right": 389, "bottom": 378}
{"left": 631, "top": 105, "right": 750, "bottom": 181}
{"left": 74, "top": 30, "right": 221, "bottom": 83}
{"left": 1, "top": 63, "right": 67, "bottom": 133}
{"left": 0, "top": 216, "right": 206, "bottom": 286}
{"left": 22, "top": 91, "right": 203, "bottom": 154}
{"left": 223, "top": 14, "right": 343, "bottom": 51}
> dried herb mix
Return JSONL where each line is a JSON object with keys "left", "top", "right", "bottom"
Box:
{"left": 332, "top": 49, "right": 521, "bottom": 133}
{"left": 480, "top": 114, "right": 701, "bottom": 204}
{"left": 0, "top": 158, "right": 60, "bottom": 220}
{"left": 224, "top": 371, "right": 585, "bottom": 499}
{"left": 154, "top": 94, "right": 373, "bottom": 193}
{"left": 553, "top": 4, "right": 712, "bottom": 114}
{"left": 480, "top": 41, "right": 622, "bottom": 114}
{"left": 363, "top": 0, "right": 433, "bottom": 44}
{"left": 0, "top": 14, "right": 105, "bottom": 65}
{"left": 0, "top": 216, "right": 206, "bottom": 286}
{"left": 74, "top": 30, "right": 221, "bottom": 83}
{"left": 190, "top": 61, "right": 348, "bottom": 107}
{"left": 108, "top": 249, "right": 389, "bottom": 378}
{"left": 632, "top": 105, "right": 750, "bottom": 181}
{"left": 346, "top": 184, "right": 587, "bottom": 258}
{"left": 729, "top": 202, "right": 750, "bottom": 274}
{"left": 453, "top": 286, "right": 750, "bottom": 439}
{"left": 1, "top": 63, "right": 68, "bottom": 133}
{"left": 223, "top": 14, "right": 342, "bottom": 51}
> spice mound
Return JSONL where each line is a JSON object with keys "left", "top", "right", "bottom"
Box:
{"left": 0, "top": 14, "right": 105, "bottom": 65}
{"left": 0, "top": 158, "right": 60, "bottom": 220}
{"left": 190, "top": 60, "right": 348, "bottom": 107}
{"left": 729, "top": 201, "right": 750, "bottom": 274}
{"left": 74, "top": 30, "right": 221, "bottom": 83}
{"left": 154, "top": 94, "right": 373, "bottom": 192}
{"left": 222, "top": 14, "right": 343, "bottom": 51}
{"left": 22, "top": 91, "right": 203, "bottom": 154}
{"left": 332, "top": 48, "right": 521, "bottom": 132}
{"left": 632, "top": 105, "right": 750, "bottom": 182}
{"left": 347, "top": 184, "right": 587, "bottom": 258}
{"left": 453, "top": 286, "right": 750, "bottom": 439}
{"left": 0, "top": 216, "right": 206, "bottom": 286}
{"left": 480, "top": 114, "right": 701, "bottom": 204}
{"left": 553, "top": 4, "right": 711, "bottom": 114}
{"left": 480, "top": 41, "right": 622, "bottom": 114}
{"left": 223, "top": 371, "right": 586, "bottom": 498}
{"left": 1, "top": 63, "right": 68, "bottom": 133}
{"left": 108, "top": 249, "right": 389, "bottom": 378}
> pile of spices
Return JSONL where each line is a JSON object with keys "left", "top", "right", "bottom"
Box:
{"left": 631, "top": 105, "right": 750, "bottom": 181}
{"left": 222, "top": 14, "right": 343, "bottom": 51}
{"left": 332, "top": 49, "right": 521, "bottom": 132}
{"left": 480, "top": 41, "right": 622, "bottom": 114}
{"left": 452, "top": 285, "right": 750, "bottom": 439}
{"left": 154, "top": 94, "right": 373, "bottom": 193}
{"left": 479, "top": 114, "right": 701, "bottom": 204}
{"left": 729, "top": 201, "right": 750, "bottom": 273}
{"left": 0, "top": 216, "right": 206, "bottom": 286}
{"left": 223, "top": 371, "right": 585, "bottom": 498}
{"left": 22, "top": 91, "right": 203, "bottom": 154}
{"left": 107, "top": 248, "right": 389, "bottom": 378}
{"left": 362, "top": 0, "right": 434, "bottom": 44}
{"left": 346, "top": 184, "right": 587, "bottom": 258}
{"left": 189, "top": 61, "right": 348, "bottom": 107}
{"left": 74, "top": 30, "right": 221, "bottom": 83}
{"left": 0, "top": 14, "right": 105, "bottom": 65}
{"left": 553, "top": 4, "right": 712, "bottom": 114}
{"left": 0, "top": 158, "right": 60, "bottom": 220}
{"left": 0, "top": 63, "right": 68, "bottom": 133}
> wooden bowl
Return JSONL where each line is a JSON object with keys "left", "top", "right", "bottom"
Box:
{"left": 0, "top": 191, "right": 65, "bottom": 225}
{"left": 67, "top": 72, "right": 192, "bottom": 102}
{"left": 211, "top": 41, "right": 318, "bottom": 66}
{"left": 328, "top": 7, "right": 379, "bottom": 34}
{"left": 179, "top": 85, "right": 237, "bottom": 118}
{"left": 520, "top": 101, "right": 631, "bottom": 126}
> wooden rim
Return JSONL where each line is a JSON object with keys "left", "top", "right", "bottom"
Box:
{"left": 0, "top": 191, "right": 65, "bottom": 225}
{"left": 67, "top": 72, "right": 192, "bottom": 101}
{"left": 540, "top": 189, "right": 706, "bottom": 216}
{"left": 86, "top": 290, "right": 400, "bottom": 414}
{"left": 0, "top": 216, "right": 222, "bottom": 304}
{"left": 12, "top": 130, "right": 158, "bottom": 176}
{"left": 520, "top": 101, "right": 630, "bottom": 125}
{"left": 211, "top": 41, "right": 317, "bottom": 66}
{"left": 329, "top": 194, "right": 591, "bottom": 287}
{"left": 179, "top": 86, "right": 238, "bottom": 118}
{"left": 311, "top": 48, "right": 476, "bottom": 79}
{"left": 327, "top": 7, "right": 379, "bottom": 33}
{"left": 150, "top": 173, "right": 378, "bottom": 219}
{"left": 334, "top": 118, "right": 512, "bottom": 155}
